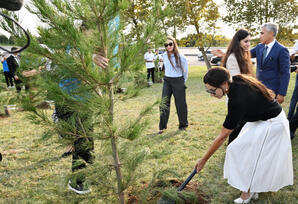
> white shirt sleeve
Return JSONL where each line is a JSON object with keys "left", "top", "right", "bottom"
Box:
{"left": 291, "top": 42, "right": 298, "bottom": 55}
{"left": 226, "top": 53, "right": 240, "bottom": 77}
{"left": 181, "top": 55, "right": 188, "bottom": 82}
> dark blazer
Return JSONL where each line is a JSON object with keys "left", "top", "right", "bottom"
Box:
{"left": 251, "top": 41, "right": 290, "bottom": 96}
{"left": 6, "top": 55, "right": 19, "bottom": 76}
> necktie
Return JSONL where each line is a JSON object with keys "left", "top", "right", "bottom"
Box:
{"left": 262, "top": 45, "right": 268, "bottom": 65}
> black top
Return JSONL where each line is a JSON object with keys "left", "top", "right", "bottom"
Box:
{"left": 223, "top": 76, "right": 282, "bottom": 130}
{"left": 6, "top": 55, "right": 19, "bottom": 75}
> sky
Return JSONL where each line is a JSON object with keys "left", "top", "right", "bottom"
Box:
{"left": 0, "top": 0, "right": 236, "bottom": 39}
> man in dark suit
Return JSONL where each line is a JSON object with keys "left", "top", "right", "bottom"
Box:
{"left": 6, "top": 47, "right": 22, "bottom": 92}
{"left": 251, "top": 23, "right": 290, "bottom": 104}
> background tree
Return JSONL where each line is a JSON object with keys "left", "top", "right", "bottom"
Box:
{"left": 0, "top": 34, "right": 11, "bottom": 44}
{"left": 276, "top": 26, "right": 298, "bottom": 47}
{"left": 223, "top": 0, "right": 298, "bottom": 42}
{"left": 158, "top": 0, "right": 187, "bottom": 39}
{"left": 177, "top": 34, "right": 230, "bottom": 47}
{"left": 177, "top": 0, "right": 220, "bottom": 69}
{"left": 0, "top": 9, "right": 26, "bottom": 46}
{"left": 122, "top": 0, "right": 152, "bottom": 40}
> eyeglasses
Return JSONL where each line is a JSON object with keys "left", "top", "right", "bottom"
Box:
{"left": 164, "top": 42, "right": 173, "bottom": 47}
{"left": 205, "top": 88, "right": 217, "bottom": 95}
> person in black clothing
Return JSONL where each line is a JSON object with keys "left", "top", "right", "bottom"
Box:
{"left": 54, "top": 104, "right": 94, "bottom": 194}
{"left": 195, "top": 67, "right": 293, "bottom": 203}
{"left": 6, "top": 47, "right": 22, "bottom": 92}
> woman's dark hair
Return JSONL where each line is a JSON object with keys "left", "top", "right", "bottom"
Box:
{"left": 222, "top": 29, "right": 253, "bottom": 75}
{"left": 11, "top": 47, "right": 18, "bottom": 52}
{"left": 203, "top": 67, "right": 231, "bottom": 87}
{"left": 204, "top": 67, "right": 275, "bottom": 101}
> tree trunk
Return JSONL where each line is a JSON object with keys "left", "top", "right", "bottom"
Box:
{"left": 173, "top": 24, "right": 176, "bottom": 39}
{"left": 199, "top": 47, "right": 212, "bottom": 70}
{"left": 109, "top": 83, "right": 125, "bottom": 204}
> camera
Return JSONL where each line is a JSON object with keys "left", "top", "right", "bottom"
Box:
{"left": 0, "top": 0, "right": 23, "bottom": 11}
{"left": 290, "top": 55, "right": 298, "bottom": 72}
{"left": 290, "top": 65, "right": 297, "bottom": 72}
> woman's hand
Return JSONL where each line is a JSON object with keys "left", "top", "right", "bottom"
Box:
{"left": 211, "top": 49, "right": 225, "bottom": 57}
{"left": 194, "top": 127, "right": 232, "bottom": 173}
{"left": 22, "top": 69, "right": 40, "bottom": 77}
{"left": 93, "top": 53, "right": 109, "bottom": 69}
{"left": 276, "top": 94, "right": 285, "bottom": 104}
{"left": 195, "top": 158, "right": 207, "bottom": 173}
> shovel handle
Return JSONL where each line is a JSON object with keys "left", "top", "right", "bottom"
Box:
{"left": 177, "top": 169, "right": 197, "bottom": 191}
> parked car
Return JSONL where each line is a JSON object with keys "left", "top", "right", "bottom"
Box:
{"left": 198, "top": 50, "right": 213, "bottom": 61}
{"left": 158, "top": 48, "right": 166, "bottom": 55}
{"left": 210, "top": 56, "right": 222, "bottom": 66}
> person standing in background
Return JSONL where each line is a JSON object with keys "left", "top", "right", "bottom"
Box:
{"left": 288, "top": 40, "right": 298, "bottom": 139}
{"left": 213, "top": 23, "right": 290, "bottom": 104}
{"left": 6, "top": 47, "right": 22, "bottom": 92}
{"left": 251, "top": 23, "right": 290, "bottom": 104}
{"left": 154, "top": 48, "right": 163, "bottom": 71}
{"left": 159, "top": 36, "right": 188, "bottom": 134}
{"left": 222, "top": 29, "right": 254, "bottom": 77}
{"left": 1, "top": 54, "right": 14, "bottom": 88}
{"left": 144, "top": 47, "right": 155, "bottom": 83}
{"left": 221, "top": 29, "right": 254, "bottom": 144}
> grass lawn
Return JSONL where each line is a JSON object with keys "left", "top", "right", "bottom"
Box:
{"left": 0, "top": 66, "right": 297, "bottom": 204}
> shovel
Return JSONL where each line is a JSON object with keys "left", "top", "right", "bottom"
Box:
{"left": 157, "top": 169, "right": 197, "bottom": 204}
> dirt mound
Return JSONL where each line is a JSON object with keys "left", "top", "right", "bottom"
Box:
{"left": 127, "top": 178, "right": 208, "bottom": 204}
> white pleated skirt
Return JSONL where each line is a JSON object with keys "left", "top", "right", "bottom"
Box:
{"left": 224, "top": 111, "right": 293, "bottom": 192}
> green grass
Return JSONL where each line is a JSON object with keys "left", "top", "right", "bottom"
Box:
{"left": 0, "top": 66, "right": 297, "bottom": 204}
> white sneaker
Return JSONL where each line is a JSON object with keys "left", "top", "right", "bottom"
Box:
{"left": 234, "top": 193, "right": 258, "bottom": 203}
{"left": 68, "top": 180, "right": 91, "bottom": 195}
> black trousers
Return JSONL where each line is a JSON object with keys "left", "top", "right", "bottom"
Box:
{"left": 4, "top": 72, "right": 13, "bottom": 87}
{"left": 159, "top": 76, "right": 188, "bottom": 130}
{"left": 147, "top": 67, "right": 155, "bottom": 83}
{"left": 289, "top": 105, "right": 298, "bottom": 139}
{"left": 14, "top": 77, "right": 22, "bottom": 92}
{"left": 55, "top": 106, "right": 94, "bottom": 184}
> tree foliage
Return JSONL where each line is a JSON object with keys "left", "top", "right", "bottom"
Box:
{"left": 223, "top": 0, "right": 298, "bottom": 35}
{"left": 177, "top": 34, "right": 230, "bottom": 47}
{"left": 0, "top": 34, "right": 11, "bottom": 44}
{"left": 177, "top": 0, "right": 220, "bottom": 69}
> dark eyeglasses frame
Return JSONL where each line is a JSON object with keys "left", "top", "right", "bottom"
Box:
{"left": 164, "top": 42, "right": 173, "bottom": 47}
{"left": 205, "top": 88, "right": 217, "bottom": 95}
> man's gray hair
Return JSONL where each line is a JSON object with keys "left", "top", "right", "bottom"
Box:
{"left": 262, "top": 23, "right": 278, "bottom": 36}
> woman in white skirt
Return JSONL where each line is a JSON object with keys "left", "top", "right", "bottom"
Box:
{"left": 195, "top": 67, "right": 293, "bottom": 203}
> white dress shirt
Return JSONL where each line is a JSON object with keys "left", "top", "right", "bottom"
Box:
{"left": 290, "top": 41, "right": 298, "bottom": 55}
{"left": 265, "top": 39, "right": 276, "bottom": 58}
